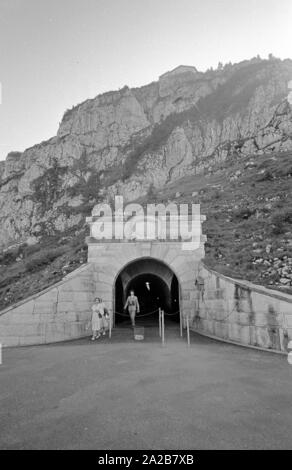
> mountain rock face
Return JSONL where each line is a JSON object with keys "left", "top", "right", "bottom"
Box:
{"left": 1, "top": 58, "right": 292, "bottom": 249}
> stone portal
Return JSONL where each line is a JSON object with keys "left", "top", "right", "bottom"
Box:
{"left": 86, "top": 211, "right": 206, "bottom": 326}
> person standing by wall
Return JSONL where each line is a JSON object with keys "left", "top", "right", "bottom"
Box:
{"left": 124, "top": 290, "right": 140, "bottom": 328}
{"left": 91, "top": 297, "right": 109, "bottom": 340}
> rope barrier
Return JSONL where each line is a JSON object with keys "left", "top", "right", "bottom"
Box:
{"left": 202, "top": 298, "right": 238, "bottom": 322}
{"left": 114, "top": 308, "right": 159, "bottom": 318}
{"left": 114, "top": 308, "right": 180, "bottom": 318}
{"left": 201, "top": 294, "right": 274, "bottom": 327}
{"left": 111, "top": 307, "right": 181, "bottom": 348}
{"left": 202, "top": 289, "right": 256, "bottom": 322}
{"left": 201, "top": 298, "right": 278, "bottom": 328}
{"left": 163, "top": 310, "right": 180, "bottom": 316}
{"left": 114, "top": 311, "right": 134, "bottom": 318}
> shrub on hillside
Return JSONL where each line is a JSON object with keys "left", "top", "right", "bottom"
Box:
{"left": 0, "top": 245, "right": 24, "bottom": 264}
{"left": 25, "top": 247, "right": 66, "bottom": 272}
{"left": 271, "top": 208, "right": 292, "bottom": 234}
{"left": 256, "top": 170, "right": 274, "bottom": 181}
{"left": 233, "top": 207, "right": 255, "bottom": 220}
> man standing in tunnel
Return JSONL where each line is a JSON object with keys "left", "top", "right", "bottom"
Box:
{"left": 124, "top": 290, "right": 140, "bottom": 328}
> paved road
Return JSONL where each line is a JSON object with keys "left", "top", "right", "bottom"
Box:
{"left": 1, "top": 324, "right": 292, "bottom": 449}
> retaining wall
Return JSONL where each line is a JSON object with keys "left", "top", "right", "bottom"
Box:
{"left": 0, "top": 264, "right": 95, "bottom": 347}
{"left": 1, "top": 259, "right": 292, "bottom": 351}
{"left": 193, "top": 263, "right": 292, "bottom": 352}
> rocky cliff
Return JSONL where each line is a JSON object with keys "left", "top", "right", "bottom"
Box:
{"left": 1, "top": 58, "right": 292, "bottom": 249}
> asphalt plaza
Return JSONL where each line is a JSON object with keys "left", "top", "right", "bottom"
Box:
{"left": 1, "top": 324, "right": 292, "bottom": 450}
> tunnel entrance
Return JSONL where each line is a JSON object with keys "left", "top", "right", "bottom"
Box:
{"left": 114, "top": 258, "right": 180, "bottom": 326}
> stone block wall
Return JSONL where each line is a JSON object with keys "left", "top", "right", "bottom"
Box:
{"left": 0, "top": 264, "right": 95, "bottom": 347}
{"left": 3, "top": 243, "right": 290, "bottom": 353}
{"left": 193, "top": 263, "right": 292, "bottom": 352}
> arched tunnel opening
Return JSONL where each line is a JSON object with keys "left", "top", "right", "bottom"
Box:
{"left": 114, "top": 258, "right": 180, "bottom": 326}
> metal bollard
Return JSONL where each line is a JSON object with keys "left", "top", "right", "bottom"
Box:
{"left": 186, "top": 315, "right": 190, "bottom": 347}
{"left": 0, "top": 343, "right": 2, "bottom": 365}
{"left": 161, "top": 310, "right": 165, "bottom": 346}
{"left": 158, "top": 308, "right": 162, "bottom": 337}
{"left": 109, "top": 313, "right": 112, "bottom": 339}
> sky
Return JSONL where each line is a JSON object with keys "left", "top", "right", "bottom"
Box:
{"left": 0, "top": 0, "right": 291, "bottom": 161}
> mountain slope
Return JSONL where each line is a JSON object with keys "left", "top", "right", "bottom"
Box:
{"left": 0, "top": 57, "right": 292, "bottom": 309}
{"left": 0, "top": 148, "right": 291, "bottom": 310}
{"left": 1, "top": 57, "right": 292, "bottom": 249}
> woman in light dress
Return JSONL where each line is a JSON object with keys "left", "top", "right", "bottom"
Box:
{"left": 91, "top": 297, "right": 109, "bottom": 340}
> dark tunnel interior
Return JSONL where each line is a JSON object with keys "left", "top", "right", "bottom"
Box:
{"left": 115, "top": 263, "right": 180, "bottom": 326}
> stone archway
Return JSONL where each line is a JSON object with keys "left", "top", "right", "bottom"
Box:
{"left": 86, "top": 240, "right": 205, "bottom": 327}
{"left": 114, "top": 257, "right": 180, "bottom": 325}
{"left": 86, "top": 201, "right": 206, "bottom": 329}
